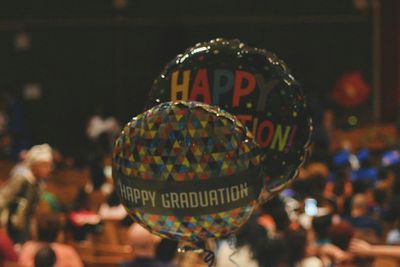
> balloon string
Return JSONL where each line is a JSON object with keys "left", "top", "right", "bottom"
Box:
{"left": 177, "top": 244, "right": 215, "bottom": 267}
{"left": 203, "top": 248, "right": 215, "bottom": 267}
{"left": 227, "top": 235, "right": 240, "bottom": 267}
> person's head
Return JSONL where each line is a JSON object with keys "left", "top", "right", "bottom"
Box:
{"left": 236, "top": 216, "right": 268, "bottom": 248}
{"left": 127, "top": 223, "right": 160, "bottom": 258}
{"left": 236, "top": 216, "right": 288, "bottom": 267}
{"left": 285, "top": 228, "right": 308, "bottom": 265}
{"left": 385, "top": 195, "right": 400, "bottom": 222}
{"left": 312, "top": 214, "right": 332, "bottom": 241}
{"left": 34, "top": 245, "right": 56, "bottom": 267}
{"left": 352, "top": 180, "right": 369, "bottom": 194}
{"left": 25, "top": 144, "right": 53, "bottom": 179}
{"left": 155, "top": 238, "right": 178, "bottom": 263}
{"left": 328, "top": 221, "right": 354, "bottom": 250}
{"left": 372, "top": 188, "right": 387, "bottom": 207}
{"left": 260, "top": 196, "right": 290, "bottom": 232}
{"left": 89, "top": 160, "right": 105, "bottom": 190}
{"left": 107, "top": 189, "right": 121, "bottom": 207}
{"left": 319, "top": 197, "right": 338, "bottom": 214}
{"left": 351, "top": 193, "right": 368, "bottom": 217}
{"left": 308, "top": 174, "right": 327, "bottom": 200}
{"left": 37, "top": 214, "right": 61, "bottom": 243}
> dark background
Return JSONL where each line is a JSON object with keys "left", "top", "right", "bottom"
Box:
{"left": 1, "top": 0, "right": 392, "bottom": 155}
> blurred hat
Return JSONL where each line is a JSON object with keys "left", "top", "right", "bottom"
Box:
{"left": 24, "top": 144, "right": 53, "bottom": 166}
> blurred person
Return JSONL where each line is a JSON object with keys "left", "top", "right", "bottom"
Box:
{"left": 328, "top": 220, "right": 354, "bottom": 250}
{"left": 392, "top": 170, "right": 400, "bottom": 195}
{"left": 331, "top": 168, "right": 353, "bottom": 215}
{"left": 63, "top": 156, "right": 103, "bottom": 241}
{"left": 284, "top": 212, "right": 352, "bottom": 267}
{"left": 34, "top": 245, "right": 56, "bottom": 267}
{"left": 120, "top": 223, "right": 168, "bottom": 267}
{"left": 316, "top": 243, "right": 351, "bottom": 266}
{"left": 312, "top": 214, "right": 332, "bottom": 245}
{"left": 0, "top": 144, "right": 53, "bottom": 243}
{"left": 292, "top": 174, "right": 327, "bottom": 202}
{"left": 216, "top": 216, "right": 288, "bottom": 267}
{"left": 155, "top": 239, "right": 178, "bottom": 267}
{"left": 88, "top": 158, "right": 106, "bottom": 193}
{"left": 297, "top": 199, "right": 332, "bottom": 232}
{"left": 288, "top": 227, "right": 351, "bottom": 266}
{"left": 350, "top": 238, "right": 400, "bottom": 259}
{"left": 384, "top": 195, "right": 400, "bottom": 245}
{"left": 375, "top": 168, "right": 396, "bottom": 194}
{"left": 86, "top": 113, "right": 120, "bottom": 153}
{"left": 85, "top": 112, "right": 120, "bottom": 168}
{"left": 259, "top": 196, "right": 290, "bottom": 235}
{"left": 351, "top": 180, "right": 369, "bottom": 195}
{"left": 343, "top": 193, "right": 382, "bottom": 238}
{"left": 37, "top": 189, "right": 63, "bottom": 215}
{"left": 370, "top": 188, "right": 388, "bottom": 221}
{"left": 98, "top": 189, "right": 127, "bottom": 221}
{"left": 285, "top": 228, "right": 324, "bottom": 267}
{"left": 19, "top": 213, "right": 83, "bottom": 267}
{"left": 307, "top": 162, "right": 330, "bottom": 178}
{"left": 65, "top": 187, "right": 99, "bottom": 242}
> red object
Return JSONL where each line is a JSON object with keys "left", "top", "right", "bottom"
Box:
{"left": 332, "top": 71, "right": 371, "bottom": 108}
{"left": 69, "top": 211, "right": 101, "bottom": 226}
{"left": 0, "top": 229, "right": 17, "bottom": 262}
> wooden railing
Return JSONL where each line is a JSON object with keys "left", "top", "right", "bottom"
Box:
{"left": 331, "top": 124, "right": 397, "bottom": 151}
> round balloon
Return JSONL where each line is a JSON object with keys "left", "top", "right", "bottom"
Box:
{"left": 146, "top": 38, "right": 312, "bottom": 200}
{"left": 113, "top": 101, "right": 263, "bottom": 242}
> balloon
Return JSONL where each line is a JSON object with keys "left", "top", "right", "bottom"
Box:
{"left": 113, "top": 101, "right": 263, "bottom": 242}
{"left": 332, "top": 71, "right": 370, "bottom": 108}
{"left": 146, "top": 38, "right": 312, "bottom": 201}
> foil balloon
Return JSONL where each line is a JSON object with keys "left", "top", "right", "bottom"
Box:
{"left": 113, "top": 101, "right": 263, "bottom": 242}
{"left": 146, "top": 38, "right": 312, "bottom": 201}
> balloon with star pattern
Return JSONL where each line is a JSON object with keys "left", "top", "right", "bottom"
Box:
{"left": 146, "top": 38, "right": 313, "bottom": 201}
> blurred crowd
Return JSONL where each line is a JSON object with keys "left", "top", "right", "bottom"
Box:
{"left": 0, "top": 92, "right": 400, "bottom": 267}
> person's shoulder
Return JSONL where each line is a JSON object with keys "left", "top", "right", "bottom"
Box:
{"left": 51, "top": 242, "right": 79, "bottom": 255}
{"left": 19, "top": 241, "right": 39, "bottom": 259}
{"left": 5, "top": 173, "right": 26, "bottom": 185}
{"left": 20, "top": 240, "right": 37, "bottom": 250}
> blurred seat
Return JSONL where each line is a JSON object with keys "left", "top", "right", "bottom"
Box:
{"left": 49, "top": 182, "right": 81, "bottom": 207}
{"left": 50, "top": 168, "right": 90, "bottom": 207}
{"left": 92, "top": 243, "right": 133, "bottom": 258}
{"left": 72, "top": 240, "right": 133, "bottom": 266}
{"left": 82, "top": 255, "right": 129, "bottom": 267}
{"left": 117, "top": 224, "right": 131, "bottom": 245}
{"left": 100, "top": 219, "right": 120, "bottom": 245}
{"left": 372, "top": 257, "right": 399, "bottom": 267}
